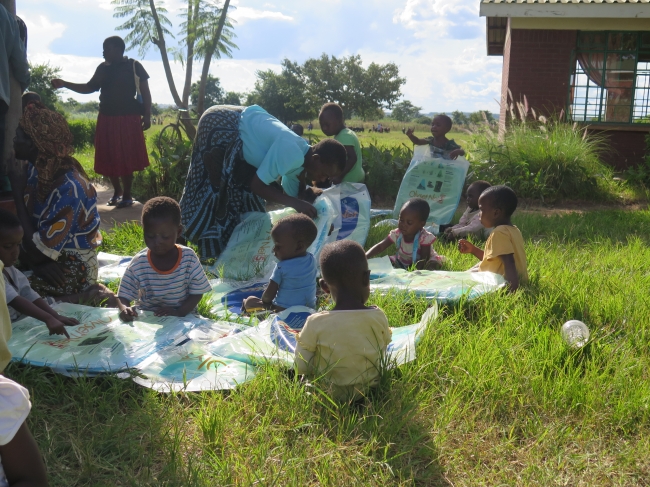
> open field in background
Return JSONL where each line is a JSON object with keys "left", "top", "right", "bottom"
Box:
{"left": 6, "top": 207, "right": 650, "bottom": 486}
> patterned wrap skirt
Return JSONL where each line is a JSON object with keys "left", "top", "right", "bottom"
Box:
{"left": 94, "top": 113, "right": 150, "bottom": 177}
{"left": 29, "top": 248, "right": 99, "bottom": 298}
{"left": 179, "top": 106, "right": 265, "bottom": 261}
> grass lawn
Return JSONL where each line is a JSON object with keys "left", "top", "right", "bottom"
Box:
{"left": 74, "top": 121, "right": 470, "bottom": 183}
{"left": 75, "top": 124, "right": 166, "bottom": 183}
{"left": 6, "top": 207, "right": 650, "bottom": 486}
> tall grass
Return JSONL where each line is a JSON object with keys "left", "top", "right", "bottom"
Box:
{"left": 362, "top": 142, "right": 413, "bottom": 205}
{"left": 467, "top": 96, "right": 615, "bottom": 202}
{"left": 6, "top": 208, "right": 650, "bottom": 485}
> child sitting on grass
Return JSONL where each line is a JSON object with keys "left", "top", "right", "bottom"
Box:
{"left": 441, "top": 180, "right": 492, "bottom": 241}
{"left": 243, "top": 213, "right": 318, "bottom": 313}
{"left": 458, "top": 185, "right": 528, "bottom": 291}
{"left": 405, "top": 114, "right": 465, "bottom": 160}
{"left": 0, "top": 209, "right": 77, "bottom": 338}
{"left": 118, "top": 197, "right": 212, "bottom": 320}
{"left": 318, "top": 103, "right": 364, "bottom": 184}
{"left": 295, "top": 240, "right": 392, "bottom": 401}
{"left": 365, "top": 197, "right": 444, "bottom": 270}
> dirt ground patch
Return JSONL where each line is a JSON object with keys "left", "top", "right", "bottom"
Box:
{"left": 96, "top": 185, "right": 144, "bottom": 228}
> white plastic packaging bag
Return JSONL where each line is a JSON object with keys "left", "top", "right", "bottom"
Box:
{"left": 393, "top": 145, "right": 470, "bottom": 225}
{"left": 131, "top": 320, "right": 255, "bottom": 392}
{"left": 209, "top": 193, "right": 340, "bottom": 281}
{"left": 335, "top": 182, "right": 371, "bottom": 247}
{"left": 368, "top": 257, "right": 506, "bottom": 303}
{"left": 9, "top": 303, "right": 207, "bottom": 375}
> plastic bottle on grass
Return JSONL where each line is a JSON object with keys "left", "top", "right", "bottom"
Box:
{"left": 561, "top": 320, "right": 590, "bottom": 348}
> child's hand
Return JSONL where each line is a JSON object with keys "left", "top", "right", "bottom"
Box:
{"left": 54, "top": 314, "right": 80, "bottom": 326}
{"left": 406, "top": 127, "right": 414, "bottom": 136}
{"left": 119, "top": 306, "right": 138, "bottom": 322}
{"left": 44, "top": 317, "right": 70, "bottom": 339}
{"left": 449, "top": 149, "right": 464, "bottom": 160}
{"left": 458, "top": 239, "right": 476, "bottom": 254}
{"left": 243, "top": 296, "right": 266, "bottom": 312}
{"left": 154, "top": 306, "right": 181, "bottom": 317}
{"left": 444, "top": 227, "right": 453, "bottom": 235}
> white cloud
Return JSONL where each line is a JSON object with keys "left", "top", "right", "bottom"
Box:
{"left": 357, "top": 40, "right": 502, "bottom": 113}
{"left": 393, "top": 0, "right": 481, "bottom": 39}
{"left": 22, "top": 15, "right": 67, "bottom": 54}
{"left": 231, "top": 6, "right": 293, "bottom": 24}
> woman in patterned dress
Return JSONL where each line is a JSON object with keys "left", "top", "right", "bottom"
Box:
{"left": 8, "top": 102, "right": 104, "bottom": 301}
{"left": 180, "top": 105, "right": 347, "bottom": 261}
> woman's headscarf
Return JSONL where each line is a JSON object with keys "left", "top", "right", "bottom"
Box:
{"left": 19, "top": 102, "right": 88, "bottom": 201}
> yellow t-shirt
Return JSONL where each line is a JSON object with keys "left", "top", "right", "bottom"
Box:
{"left": 478, "top": 225, "right": 528, "bottom": 283}
{"left": 0, "top": 262, "right": 13, "bottom": 372}
{"left": 295, "top": 307, "right": 392, "bottom": 399}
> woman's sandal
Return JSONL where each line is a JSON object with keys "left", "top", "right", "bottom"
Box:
{"left": 106, "top": 196, "right": 122, "bottom": 206}
{"left": 116, "top": 198, "right": 135, "bottom": 208}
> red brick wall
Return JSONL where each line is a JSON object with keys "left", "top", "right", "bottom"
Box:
{"left": 589, "top": 129, "right": 649, "bottom": 170}
{"left": 502, "top": 27, "right": 577, "bottom": 121}
{"left": 498, "top": 19, "right": 512, "bottom": 132}
{"left": 499, "top": 26, "right": 649, "bottom": 167}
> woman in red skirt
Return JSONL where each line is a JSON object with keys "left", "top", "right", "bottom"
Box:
{"left": 51, "top": 36, "right": 151, "bottom": 208}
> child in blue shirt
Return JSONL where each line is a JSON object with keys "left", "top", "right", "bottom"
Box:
{"left": 243, "top": 213, "right": 318, "bottom": 312}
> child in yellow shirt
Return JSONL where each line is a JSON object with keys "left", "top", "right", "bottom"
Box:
{"left": 295, "top": 240, "right": 392, "bottom": 401}
{"left": 458, "top": 185, "right": 528, "bottom": 291}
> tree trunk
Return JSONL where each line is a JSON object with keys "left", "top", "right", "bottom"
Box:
{"left": 180, "top": 0, "right": 198, "bottom": 107}
{"left": 197, "top": 0, "right": 230, "bottom": 115}
{"left": 1, "top": 0, "right": 21, "bottom": 179}
{"left": 149, "top": 0, "right": 181, "bottom": 108}
{"left": 149, "top": 0, "right": 195, "bottom": 139}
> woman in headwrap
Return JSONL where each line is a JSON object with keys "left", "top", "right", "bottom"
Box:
{"left": 8, "top": 102, "right": 103, "bottom": 300}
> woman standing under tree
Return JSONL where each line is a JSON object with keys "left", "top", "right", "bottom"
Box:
{"left": 51, "top": 36, "right": 151, "bottom": 208}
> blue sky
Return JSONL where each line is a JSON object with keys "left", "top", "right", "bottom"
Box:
{"left": 17, "top": 0, "right": 503, "bottom": 113}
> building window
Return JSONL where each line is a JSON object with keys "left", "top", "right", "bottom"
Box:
{"left": 569, "top": 31, "right": 650, "bottom": 124}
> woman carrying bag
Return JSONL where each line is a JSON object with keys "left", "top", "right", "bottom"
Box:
{"left": 51, "top": 36, "right": 152, "bottom": 208}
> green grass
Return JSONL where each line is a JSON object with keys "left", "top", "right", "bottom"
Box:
{"left": 74, "top": 125, "right": 166, "bottom": 184}
{"left": 6, "top": 207, "right": 650, "bottom": 485}
{"left": 304, "top": 125, "right": 470, "bottom": 150}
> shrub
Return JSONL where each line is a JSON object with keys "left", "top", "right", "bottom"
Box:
{"left": 362, "top": 141, "right": 412, "bottom": 204}
{"left": 68, "top": 119, "right": 96, "bottom": 150}
{"left": 132, "top": 131, "right": 193, "bottom": 202}
{"left": 412, "top": 115, "right": 432, "bottom": 125}
{"left": 466, "top": 97, "right": 612, "bottom": 201}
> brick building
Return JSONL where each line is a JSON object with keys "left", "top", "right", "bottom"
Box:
{"left": 480, "top": 0, "right": 650, "bottom": 169}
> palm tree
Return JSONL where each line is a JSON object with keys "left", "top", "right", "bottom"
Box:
{"left": 111, "top": 0, "right": 235, "bottom": 136}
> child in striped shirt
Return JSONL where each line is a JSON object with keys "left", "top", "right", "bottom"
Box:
{"left": 118, "top": 197, "right": 212, "bottom": 320}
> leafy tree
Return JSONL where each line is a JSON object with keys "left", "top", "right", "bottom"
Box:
{"left": 190, "top": 74, "right": 223, "bottom": 108}
{"left": 222, "top": 91, "right": 241, "bottom": 105}
{"left": 78, "top": 101, "right": 100, "bottom": 112}
{"left": 469, "top": 110, "right": 494, "bottom": 125}
{"left": 248, "top": 54, "right": 405, "bottom": 122}
{"left": 300, "top": 54, "right": 404, "bottom": 120}
{"left": 412, "top": 115, "right": 432, "bottom": 125}
{"left": 246, "top": 63, "right": 315, "bottom": 123}
{"left": 112, "top": 0, "right": 237, "bottom": 135}
{"left": 390, "top": 100, "right": 421, "bottom": 122}
{"left": 451, "top": 110, "right": 468, "bottom": 126}
{"left": 63, "top": 98, "right": 79, "bottom": 108}
{"left": 28, "top": 63, "right": 61, "bottom": 110}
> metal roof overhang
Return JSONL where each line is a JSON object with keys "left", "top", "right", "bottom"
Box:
{"left": 480, "top": 2, "right": 650, "bottom": 19}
